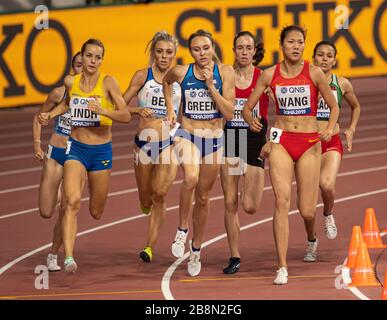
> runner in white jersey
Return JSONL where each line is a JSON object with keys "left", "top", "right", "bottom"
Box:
{"left": 163, "top": 29, "right": 235, "bottom": 277}
{"left": 32, "top": 52, "right": 83, "bottom": 271}
{"left": 123, "top": 31, "right": 181, "bottom": 263}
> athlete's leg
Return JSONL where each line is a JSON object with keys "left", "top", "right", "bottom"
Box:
{"left": 146, "top": 153, "right": 178, "bottom": 249}
{"left": 269, "top": 144, "right": 294, "bottom": 269}
{"left": 176, "top": 137, "right": 200, "bottom": 230}
{"left": 220, "top": 158, "right": 241, "bottom": 259}
{"left": 134, "top": 146, "right": 154, "bottom": 212}
{"left": 296, "top": 143, "right": 322, "bottom": 241}
{"left": 50, "top": 182, "right": 65, "bottom": 255}
{"left": 62, "top": 160, "right": 87, "bottom": 260}
{"left": 191, "top": 149, "right": 222, "bottom": 250}
{"left": 88, "top": 169, "right": 112, "bottom": 220}
{"left": 320, "top": 151, "right": 342, "bottom": 215}
{"left": 242, "top": 164, "right": 265, "bottom": 214}
{"left": 38, "top": 158, "right": 63, "bottom": 218}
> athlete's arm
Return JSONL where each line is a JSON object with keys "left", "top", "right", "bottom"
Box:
{"left": 206, "top": 64, "right": 235, "bottom": 120}
{"left": 123, "top": 69, "right": 152, "bottom": 117}
{"left": 163, "top": 65, "right": 184, "bottom": 126}
{"left": 39, "top": 76, "right": 73, "bottom": 126}
{"left": 340, "top": 77, "right": 361, "bottom": 152}
{"left": 243, "top": 67, "right": 272, "bottom": 132}
{"left": 91, "top": 76, "right": 130, "bottom": 123}
{"left": 32, "top": 87, "right": 64, "bottom": 161}
{"left": 312, "top": 66, "right": 339, "bottom": 142}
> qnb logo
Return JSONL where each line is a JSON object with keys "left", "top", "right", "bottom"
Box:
{"left": 280, "top": 87, "right": 287, "bottom": 94}
{"left": 34, "top": 5, "right": 49, "bottom": 30}
{"left": 34, "top": 265, "right": 49, "bottom": 290}
{"left": 190, "top": 91, "right": 197, "bottom": 98}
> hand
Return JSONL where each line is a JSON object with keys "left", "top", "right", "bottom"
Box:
{"left": 33, "top": 141, "right": 44, "bottom": 162}
{"left": 319, "top": 127, "right": 333, "bottom": 142}
{"left": 201, "top": 66, "right": 214, "bottom": 89}
{"left": 88, "top": 96, "right": 103, "bottom": 115}
{"left": 165, "top": 110, "right": 177, "bottom": 127}
{"left": 139, "top": 108, "right": 154, "bottom": 118}
{"left": 260, "top": 141, "right": 272, "bottom": 159}
{"left": 38, "top": 112, "right": 50, "bottom": 126}
{"left": 249, "top": 116, "right": 263, "bottom": 132}
{"left": 344, "top": 128, "right": 355, "bottom": 152}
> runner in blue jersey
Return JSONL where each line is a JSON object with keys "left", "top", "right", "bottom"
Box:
{"left": 163, "top": 29, "right": 235, "bottom": 276}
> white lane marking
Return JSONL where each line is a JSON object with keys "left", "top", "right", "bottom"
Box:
{"left": 161, "top": 188, "right": 387, "bottom": 300}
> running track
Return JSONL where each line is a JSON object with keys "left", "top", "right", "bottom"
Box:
{"left": 0, "top": 77, "right": 386, "bottom": 300}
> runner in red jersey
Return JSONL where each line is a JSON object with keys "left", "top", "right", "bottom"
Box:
{"left": 221, "top": 31, "right": 269, "bottom": 274}
{"left": 243, "top": 25, "right": 339, "bottom": 285}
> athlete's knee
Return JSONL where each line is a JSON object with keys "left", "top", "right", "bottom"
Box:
{"left": 195, "top": 192, "right": 210, "bottom": 207}
{"left": 242, "top": 200, "right": 257, "bottom": 215}
{"left": 151, "top": 188, "right": 167, "bottom": 205}
{"left": 65, "top": 195, "right": 81, "bottom": 214}
{"left": 300, "top": 207, "right": 316, "bottom": 220}
{"left": 39, "top": 208, "right": 54, "bottom": 219}
{"left": 183, "top": 173, "right": 199, "bottom": 190}
{"left": 320, "top": 178, "right": 336, "bottom": 195}
{"left": 225, "top": 197, "right": 238, "bottom": 214}
{"left": 275, "top": 194, "right": 291, "bottom": 211}
{"left": 89, "top": 206, "right": 104, "bottom": 220}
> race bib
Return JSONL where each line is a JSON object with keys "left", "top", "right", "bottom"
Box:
{"left": 226, "top": 98, "right": 260, "bottom": 128}
{"left": 276, "top": 85, "right": 311, "bottom": 115}
{"left": 184, "top": 89, "right": 219, "bottom": 120}
{"left": 70, "top": 96, "right": 100, "bottom": 127}
{"left": 317, "top": 88, "right": 338, "bottom": 120}
{"left": 270, "top": 127, "right": 283, "bottom": 144}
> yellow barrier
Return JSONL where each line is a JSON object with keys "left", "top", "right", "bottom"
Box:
{"left": 0, "top": 0, "right": 386, "bottom": 108}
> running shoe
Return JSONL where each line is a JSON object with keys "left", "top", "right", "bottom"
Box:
{"left": 187, "top": 246, "right": 201, "bottom": 277}
{"left": 171, "top": 229, "right": 188, "bottom": 258}
{"left": 304, "top": 238, "right": 319, "bottom": 262}
{"left": 274, "top": 267, "right": 288, "bottom": 285}
{"left": 324, "top": 214, "right": 337, "bottom": 240}
{"left": 223, "top": 257, "right": 241, "bottom": 274}
{"left": 47, "top": 253, "right": 61, "bottom": 272}
{"left": 139, "top": 246, "right": 153, "bottom": 262}
{"left": 64, "top": 256, "right": 77, "bottom": 273}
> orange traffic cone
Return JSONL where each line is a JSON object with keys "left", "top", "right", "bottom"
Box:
{"left": 350, "top": 241, "right": 379, "bottom": 287}
{"left": 382, "top": 269, "right": 387, "bottom": 300}
{"left": 362, "top": 208, "right": 386, "bottom": 248}
{"left": 345, "top": 226, "right": 364, "bottom": 268}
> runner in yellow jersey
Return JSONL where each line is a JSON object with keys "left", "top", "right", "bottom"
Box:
{"left": 39, "top": 39, "right": 130, "bottom": 273}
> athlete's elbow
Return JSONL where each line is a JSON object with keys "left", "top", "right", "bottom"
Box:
{"left": 224, "top": 110, "right": 234, "bottom": 121}
{"left": 123, "top": 111, "right": 131, "bottom": 123}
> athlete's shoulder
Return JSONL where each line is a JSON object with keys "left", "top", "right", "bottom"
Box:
{"left": 337, "top": 75, "right": 352, "bottom": 93}
{"left": 63, "top": 74, "right": 75, "bottom": 90}
{"left": 46, "top": 86, "right": 65, "bottom": 106}
{"left": 261, "top": 65, "right": 276, "bottom": 83}
{"left": 172, "top": 64, "right": 189, "bottom": 75}
{"left": 132, "top": 68, "right": 149, "bottom": 82}
{"left": 219, "top": 63, "right": 234, "bottom": 75}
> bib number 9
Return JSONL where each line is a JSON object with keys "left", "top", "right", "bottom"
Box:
{"left": 270, "top": 127, "right": 283, "bottom": 144}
